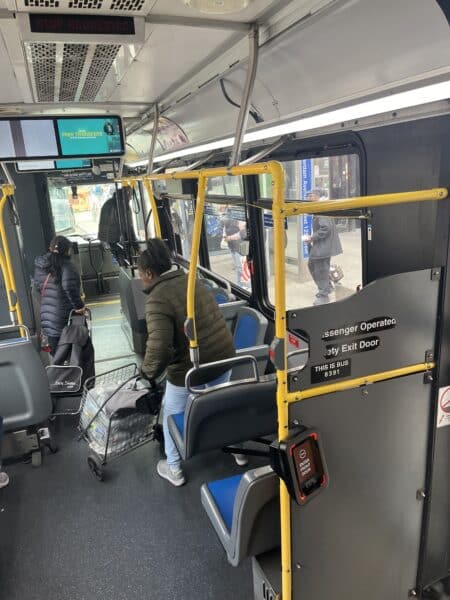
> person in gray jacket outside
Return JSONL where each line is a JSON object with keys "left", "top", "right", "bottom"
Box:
{"left": 304, "top": 190, "right": 343, "bottom": 305}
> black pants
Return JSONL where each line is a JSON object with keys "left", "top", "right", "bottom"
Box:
{"left": 308, "top": 257, "right": 332, "bottom": 297}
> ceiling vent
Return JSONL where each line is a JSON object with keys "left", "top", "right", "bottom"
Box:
{"left": 79, "top": 44, "right": 121, "bottom": 101}
{"left": 24, "top": 41, "right": 124, "bottom": 102}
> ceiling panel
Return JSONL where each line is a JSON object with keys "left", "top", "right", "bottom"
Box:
{"left": 106, "top": 23, "right": 234, "bottom": 102}
{"left": 128, "top": 0, "right": 450, "bottom": 155}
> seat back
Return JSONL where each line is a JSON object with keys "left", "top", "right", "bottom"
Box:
{"left": 183, "top": 376, "right": 277, "bottom": 459}
{"left": 0, "top": 327, "right": 52, "bottom": 432}
{"left": 233, "top": 307, "right": 268, "bottom": 350}
{"left": 233, "top": 345, "right": 269, "bottom": 379}
{"left": 201, "top": 466, "right": 280, "bottom": 566}
{"left": 231, "top": 467, "right": 280, "bottom": 565}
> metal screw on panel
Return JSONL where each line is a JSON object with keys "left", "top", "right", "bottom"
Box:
{"left": 295, "top": 563, "right": 302, "bottom": 570}
{"left": 425, "top": 372, "right": 434, "bottom": 383}
{"left": 416, "top": 489, "right": 426, "bottom": 501}
{"left": 362, "top": 387, "right": 369, "bottom": 397}
{"left": 292, "top": 376, "right": 298, "bottom": 382}
{"left": 408, "top": 590, "right": 417, "bottom": 598}
{"left": 292, "top": 419, "right": 300, "bottom": 426}
{"left": 291, "top": 313, "right": 297, "bottom": 318}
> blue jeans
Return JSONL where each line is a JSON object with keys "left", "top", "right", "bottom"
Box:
{"left": 163, "top": 370, "right": 231, "bottom": 469}
{"left": 230, "top": 250, "right": 242, "bottom": 285}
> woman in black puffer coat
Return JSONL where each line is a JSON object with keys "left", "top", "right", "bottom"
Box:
{"left": 34, "top": 236, "right": 85, "bottom": 355}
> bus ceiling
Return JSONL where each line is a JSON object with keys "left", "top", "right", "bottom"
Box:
{"left": 0, "top": 1, "right": 447, "bottom": 165}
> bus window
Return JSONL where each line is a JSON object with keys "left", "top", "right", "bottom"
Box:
{"left": 207, "top": 175, "right": 243, "bottom": 198}
{"left": 48, "top": 181, "right": 116, "bottom": 238}
{"left": 205, "top": 201, "right": 251, "bottom": 292}
{"left": 48, "top": 185, "right": 75, "bottom": 234}
{"left": 261, "top": 155, "right": 361, "bottom": 309}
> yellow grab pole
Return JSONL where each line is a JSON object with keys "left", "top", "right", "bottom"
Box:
{"left": 0, "top": 188, "right": 23, "bottom": 326}
{"left": 0, "top": 249, "right": 13, "bottom": 308}
{"left": 282, "top": 188, "right": 448, "bottom": 217}
{"left": 186, "top": 175, "right": 207, "bottom": 358}
{"left": 270, "top": 160, "right": 292, "bottom": 600}
{"left": 143, "top": 178, "right": 162, "bottom": 238}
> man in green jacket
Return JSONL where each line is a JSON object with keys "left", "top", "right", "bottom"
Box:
{"left": 138, "top": 239, "right": 238, "bottom": 486}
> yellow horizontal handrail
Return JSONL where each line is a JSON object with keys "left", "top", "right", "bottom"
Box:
{"left": 282, "top": 188, "right": 448, "bottom": 217}
{"left": 287, "top": 362, "right": 435, "bottom": 403}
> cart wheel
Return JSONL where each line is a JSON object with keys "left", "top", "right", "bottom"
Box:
{"left": 87, "top": 455, "right": 104, "bottom": 481}
{"left": 31, "top": 450, "right": 42, "bottom": 467}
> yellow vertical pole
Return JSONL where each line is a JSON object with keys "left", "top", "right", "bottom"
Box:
{"left": 270, "top": 161, "right": 292, "bottom": 600}
{"left": 143, "top": 178, "right": 162, "bottom": 238}
{"left": 186, "top": 175, "right": 207, "bottom": 357}
{"left": 0, "top": 189, "right": 23, "bottom": 326}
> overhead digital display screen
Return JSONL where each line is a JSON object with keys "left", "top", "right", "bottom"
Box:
{"left": 57, "top": 117, "right": 124, "bottom": 158}
{"left": 30, "top": 13, "right": 135, "bottom": 35}
{"left": 17, "top": 158, "right": 93, "bottom": 172}
{"left": 0, "top": 116, "right": 124, "bottom": 161}
{"left": 16, "top": 160, "right": 55, "bottom": 172}
{"left": 55, "top": 159, "right": 92, "bottom": 169}
{"left": 0, "top": 120, "right": 58, "bottom": 160}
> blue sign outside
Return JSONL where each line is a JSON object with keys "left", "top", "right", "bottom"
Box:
{"left": 301, "top": 160, "right": 313, "bottom": 259}
{"left": 263, "top": 213, "right": 287, "bottom": 229}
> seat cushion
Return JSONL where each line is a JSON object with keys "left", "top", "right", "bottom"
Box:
{"left": 172, "top": 412, "right": 184, "bottom": 436}
{"left": 206, "top": 474, "right": 243, "bottom": 532}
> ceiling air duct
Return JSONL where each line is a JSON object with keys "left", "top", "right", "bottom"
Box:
{"left": 182, "top": 0, "right": 250, "bottom": 14}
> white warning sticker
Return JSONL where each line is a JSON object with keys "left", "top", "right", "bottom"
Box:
{"left": 437, "top": 387, "right": 450, "bottom": 428}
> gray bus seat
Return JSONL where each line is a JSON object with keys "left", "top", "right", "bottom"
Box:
{"left": 168, "top": 375, "right": 277, "bottom": 460}
{"left": 118, "top": 267, "right": 147, "bottom": 355}
{"left": 233, "top": 345, "right": 269, "bottom": 379}
{"left": 201, "top": 466, "right": 280, "bottom": 566}
{"left": 120, "top": 264, "right": 269, "bottom": 355}
{"left": 0, "top": 326, "right": 52, "bottom": 432}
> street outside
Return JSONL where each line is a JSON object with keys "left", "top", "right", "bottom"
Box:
{"left": 209, "top": 225, "right": 362, "bottom": 310}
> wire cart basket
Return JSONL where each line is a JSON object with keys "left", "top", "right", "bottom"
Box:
{"left": 78, "top": 363, "right": 164, "bottom": 481}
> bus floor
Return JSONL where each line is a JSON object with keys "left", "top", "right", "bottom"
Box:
{"left": 0, "top": 297, "right": 259, "bottom": 600}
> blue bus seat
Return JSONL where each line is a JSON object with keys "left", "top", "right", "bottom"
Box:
{"left": 201, "top": 466, "right": 280, "bottom": 566}
{"left": 219, "top": 304, "right": 268, "bottom": 350}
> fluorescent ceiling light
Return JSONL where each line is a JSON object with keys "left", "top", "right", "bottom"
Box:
{"left": 127, "top": 81, "right": 450, "bottom": 168}
{"left": 128, "top": 137, "right": 234, "bottom": 167}
{"left": 183, "top": 0, "right": 250, "bottom": 13}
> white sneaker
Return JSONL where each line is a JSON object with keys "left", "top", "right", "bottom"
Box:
{"left": 0, "top": 472, "right": 9, "bottom": 489}
{"left": 233, "top": 453, "right": 248, "bottom": 467}
{"left": 157, "top": 459, "right": 186, "bottom": 487}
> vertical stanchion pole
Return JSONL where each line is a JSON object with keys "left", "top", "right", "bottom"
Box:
{"left": 0, "top": 187, "right": 23, "bottom": 326}
{"left": 143, "top": 178, "right": 162, "bottom": 238}
{"left": 186, "top": 174, "right": 207, "bottom": 366}
{"left": 271, "top": 162, "right": 292, "bottom": 600}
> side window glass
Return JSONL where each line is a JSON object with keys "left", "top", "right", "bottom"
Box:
{"left": 205, "top": 202, "right": 251, "bottom": 292}
{"left": 261, "top": 155, "right": 361, "bottom": 309}
{"left": 170, "top": 199, "right": 194, "bottom": 257}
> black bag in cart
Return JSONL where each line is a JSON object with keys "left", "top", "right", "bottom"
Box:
{"left": 46, "top": 311, "right": 95, "bottom": 394}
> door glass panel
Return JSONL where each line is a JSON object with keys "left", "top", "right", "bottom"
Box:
{"left": 262, "top": 155, "right": 362, "bottom": 309}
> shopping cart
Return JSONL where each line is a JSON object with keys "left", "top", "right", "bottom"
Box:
{"left": 78, "top": 363, "right": 164, "bottom": 481}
